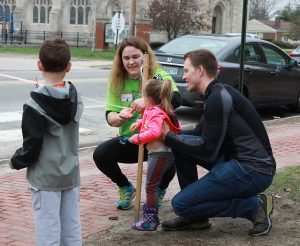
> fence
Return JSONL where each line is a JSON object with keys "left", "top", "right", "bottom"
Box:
{"left": 1, "top": 29, "right": 95, "bottom": 47}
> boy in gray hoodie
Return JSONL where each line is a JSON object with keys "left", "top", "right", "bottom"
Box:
{"left": 11, "top": 38, "right": 84, "bottom": 246}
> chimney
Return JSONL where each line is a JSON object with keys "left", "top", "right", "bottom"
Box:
{"left": 275, "top": 16, "right": 281, "bottom": 28}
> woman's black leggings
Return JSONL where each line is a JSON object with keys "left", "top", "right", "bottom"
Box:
{"left": 93, "top": 137, "right": 176, "bottom": 188}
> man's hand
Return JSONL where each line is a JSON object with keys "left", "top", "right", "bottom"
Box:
{"left": 161, "top": 121, "right": 170, "bottom": 141}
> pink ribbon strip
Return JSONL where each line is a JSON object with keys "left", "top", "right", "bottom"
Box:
{"left": 0, "top": 72, "right": 38, "bottom": 85}
{"left": 81, "top": 96, "right": 128, "bottom": 109}
{"left": 0, "top": 72, "right": 129, "bottom": 110}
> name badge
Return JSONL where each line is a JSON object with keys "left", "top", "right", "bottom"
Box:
{"left": 121, "top": 93, "right": 133, "bottom": 102}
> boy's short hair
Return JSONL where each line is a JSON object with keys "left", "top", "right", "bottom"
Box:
{"left": 39, "top": 38, "right": 70, "bottom": 72}
{"left": 184, "top": 49, "right": 218, "bottom": 78}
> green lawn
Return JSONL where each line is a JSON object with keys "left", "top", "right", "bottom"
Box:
{"left": 267, "top": 166, "right": 300, "bottom": 199}
{"left": 0, "top": 46, "right": 115, "bottom": 60}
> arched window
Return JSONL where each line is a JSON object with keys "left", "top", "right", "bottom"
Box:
{"left": 33, "top": 5, "right": 39, "bottom": 23}
{"left": 32, "top": 0, "right": 52, "bottom": 24}
{"left": 78, "top": 6, "right": 84, "bottom": 25}
{"left": 40, "top": 6, "right": 46, "bottom": 23}
{"left": 70, "top": 6, "right": 76, "bottom": 24}
{"left": 47, "top": 6, "right": 52, "bottom": 23}
{"left": 69, "top": 0, "right": 91, "bottom": 25}
{"left": 0, "top": 5, "right": 4, "bottom": 19}
{"left": 4, "top": 4, "right": 10, "bottom": 14}
{"left": 85, "top": 6, "right": 91, "bottom": 25}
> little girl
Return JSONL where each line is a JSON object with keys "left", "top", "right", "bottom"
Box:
{"left": 128, "top": 78, "right": 181, "bottom": 231}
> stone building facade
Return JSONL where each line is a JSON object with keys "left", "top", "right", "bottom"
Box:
{"left": 0, "top": 0, "right": 243, "bottom": 48}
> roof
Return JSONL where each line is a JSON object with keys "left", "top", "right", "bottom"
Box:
{"left": 247, "top": 19, "right": 276, "bottom": 33}
{"left": 256, "top": 19, "right": 295, "bottom": 32}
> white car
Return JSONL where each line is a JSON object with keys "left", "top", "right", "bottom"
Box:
{"left": 289, "top": 46, "right": 300, "bottom": 65}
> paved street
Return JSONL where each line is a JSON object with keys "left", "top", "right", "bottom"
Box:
{"left": 0, "top": 55, "right": 114, "bottom": 161}
{"left": 0, "top": 116, "right": 299, "bottom": 245}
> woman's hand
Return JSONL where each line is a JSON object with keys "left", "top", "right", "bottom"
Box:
{"left": 107, "top": 110, "right": 132, "bottom": 127}
{"left": 131, "top": 98, "right": 146, "bottom": 114}
{"left": 119, "top": 108, "right": 134, "bottom": 119}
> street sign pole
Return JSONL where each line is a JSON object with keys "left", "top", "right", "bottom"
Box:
{"left": 115, "top": 12, "right": 120, "bottom": 51}
{"left": 111, "top": 11, "right": 125, "bottom": 51}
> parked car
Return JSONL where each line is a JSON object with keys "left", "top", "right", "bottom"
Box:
{"left": 289, "top": 46, "right": 300, "bottom": 65}
{"left": 225, "top": 32, "right": 259, "bottom": 39}
{"left": 155, "top": 34, "right": 300, "bottom": 112}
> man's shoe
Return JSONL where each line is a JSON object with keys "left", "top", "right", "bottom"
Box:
{"left": 117, "top": 183, "right": 136, "bottom": 210}
{"left": 162, "top": 216, "right": 211, "bottom": 231}
{"left": 248, "top": 193, "right": 274, "bottom": 236}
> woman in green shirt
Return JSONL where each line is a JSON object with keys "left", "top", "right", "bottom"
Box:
{"left": 93, "top": 36, "right": 181, "bottom": 210}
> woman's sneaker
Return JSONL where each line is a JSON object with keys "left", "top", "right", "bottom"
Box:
{"left": 248, "top": 193, "right": 274, "bottom": 236}
{"left": 117, "top": 183, "right": 136, "bottom": 210}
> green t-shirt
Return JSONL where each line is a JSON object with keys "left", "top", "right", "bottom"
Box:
{"left": 106, "top": 67, "right": 178, "bottom": 137}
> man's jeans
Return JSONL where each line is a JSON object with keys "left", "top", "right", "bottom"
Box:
{"left": 172, "top": 145, "right": 273, "bottom": 221}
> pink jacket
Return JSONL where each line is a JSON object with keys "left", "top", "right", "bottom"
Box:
{"left": 131, "top": 106, "right": 181, "bottom": 145}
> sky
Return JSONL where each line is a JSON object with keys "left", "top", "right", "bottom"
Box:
{"left": 269, "top": 0, "right": 298, "bottom": 19}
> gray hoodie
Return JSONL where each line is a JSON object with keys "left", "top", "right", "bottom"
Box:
{"left": 11, "top": 82, "right": 84, "bottom": 191}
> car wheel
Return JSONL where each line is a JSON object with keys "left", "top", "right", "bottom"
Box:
{"left": 288, "top": 90, "right": 300, "bottom": 113}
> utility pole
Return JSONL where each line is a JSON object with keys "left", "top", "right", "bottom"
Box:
{"left": 238, "top": 0, "right": 248, "bottom": 94}
{"left": 128, "top": 0, "right": 136, "bottom": 36}
{"left": 91, "top": 0, "right": 96, "bottom": 52}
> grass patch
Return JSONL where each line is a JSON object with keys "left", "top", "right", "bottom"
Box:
{"left": 0, "top": 46, "right": 115, "bottom": 60}
{"left": 266, "top": 166, "right": 300, "bottom": 199}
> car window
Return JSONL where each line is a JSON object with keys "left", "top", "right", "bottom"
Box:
{"left": 260, "top": 44, "right": 287, "bottom": 66}
{"left": 232, "top": 44, "right": 262, "bottom": 63}
{"left": 158, "top": 37, "right": 229, "bottom": 55}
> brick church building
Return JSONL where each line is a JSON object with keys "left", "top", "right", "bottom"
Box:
{"left": 0, "top": 0, "right": 243, "bottom": 49}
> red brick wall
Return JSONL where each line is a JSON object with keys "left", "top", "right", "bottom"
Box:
{"left": 135, "top": 20, "right": 151, "bottom": 43}
{"left": 95, "top": 19, "right": 151, "bottom": 49}
{"left": 95, "top": 20, "right": 108, "bottom": 50}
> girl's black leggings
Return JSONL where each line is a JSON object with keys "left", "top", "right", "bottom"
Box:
{"left": 93, "top": 137, "right": 176, "bottom": 188}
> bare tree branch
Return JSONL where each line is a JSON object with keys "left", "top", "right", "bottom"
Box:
{"left": 249, "top": 0, "right": 278, "bottom": 20}
{"left": 149, "top": 0, "right": 211, "bottom": 41}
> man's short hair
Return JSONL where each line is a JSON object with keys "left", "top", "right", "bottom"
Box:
{"left": 39, "top": 38, "right": 70, "bottom": 72}
{"left": 184, "top": 49, "right": 218, "bottom": 78}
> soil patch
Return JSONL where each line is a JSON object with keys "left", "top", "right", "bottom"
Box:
{"left": 83, "top": 194, "right": 300, "bottom": 246}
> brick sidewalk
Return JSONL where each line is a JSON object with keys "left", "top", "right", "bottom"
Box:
{"left": 0, "top": 117, "right": 299, "bottom": 245}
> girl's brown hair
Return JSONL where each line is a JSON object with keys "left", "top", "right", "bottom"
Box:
{"left": 143, "top": 79, "right": 174, "bottom": 116}
{"left": 109, "top": 36, "right": 160, "bottom": 94}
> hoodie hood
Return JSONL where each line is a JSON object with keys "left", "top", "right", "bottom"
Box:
{"left": 30, "top": 82, "right": 78, "bottom": 125}
{"left": 148, "top": 106, "right": 181, "bottom": 133}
